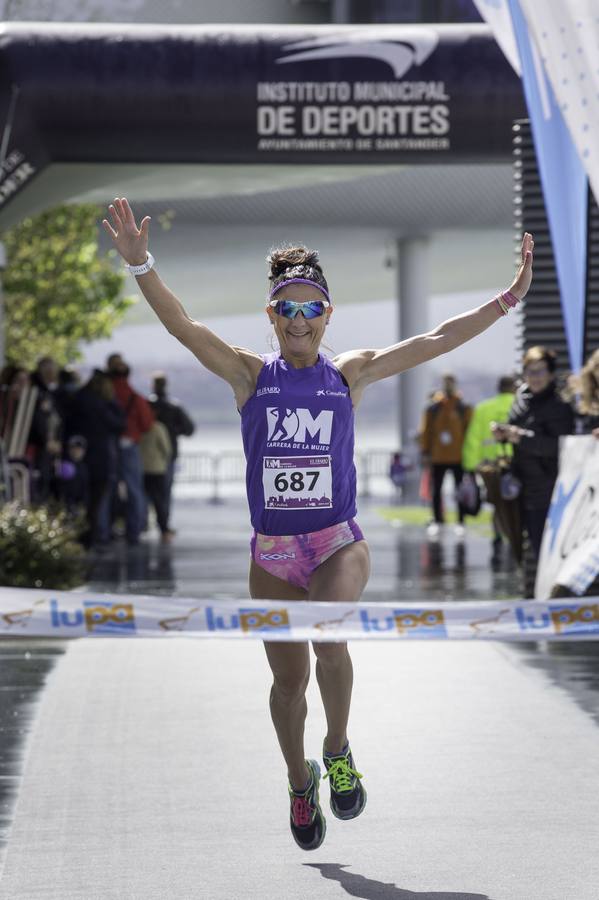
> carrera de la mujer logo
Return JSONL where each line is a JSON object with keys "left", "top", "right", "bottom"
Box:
{"left": 266, "top": 407, "right": 333, "bottom": 444}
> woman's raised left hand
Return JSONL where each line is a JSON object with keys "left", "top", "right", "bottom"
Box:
{"left": 508, "top": 232, "right": 534, "bottom": 301}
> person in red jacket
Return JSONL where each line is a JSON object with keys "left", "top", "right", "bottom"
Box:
{"left": 106, "top": 353, "right": 154, "bottom": 545}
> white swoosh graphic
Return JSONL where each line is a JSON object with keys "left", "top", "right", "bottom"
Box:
{"left": 276, "top": 31, "right": 439, "bottom": 79}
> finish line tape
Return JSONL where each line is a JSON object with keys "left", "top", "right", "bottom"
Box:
{"left": 1, "top": 587, "right": 599, "bottom": 640}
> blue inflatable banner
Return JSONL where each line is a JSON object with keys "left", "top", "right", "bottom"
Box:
{"left": 508, "top": 0, "right": 588, "bottom": 371}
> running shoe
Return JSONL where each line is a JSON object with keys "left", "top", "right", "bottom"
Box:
{"left": 288, "top": 759, "right": 326, "bottom": 851}
{"left": 426, "top": 521, "right": 442, "bottom": 540}
{"left": 323, "top": 744, "right": 367, "bottom": 820}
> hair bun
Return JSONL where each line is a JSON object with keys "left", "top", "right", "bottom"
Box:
{"left": 267, "top": 244, "right": 322, "bottom": 280}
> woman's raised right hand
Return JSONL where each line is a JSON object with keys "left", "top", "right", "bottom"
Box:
{"left": 102, "top": 197, "right": 151, "bottom": 266}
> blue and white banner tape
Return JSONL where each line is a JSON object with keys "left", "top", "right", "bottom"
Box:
{"left": 536, "top": 436, "right": 599, "bottom": 599}
{"left": 1, "top": 587, "right": 599, "bottom": 641}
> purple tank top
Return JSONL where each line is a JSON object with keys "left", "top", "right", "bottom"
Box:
{"left": 241, "top": 352, "right": 357, "bottom": 535}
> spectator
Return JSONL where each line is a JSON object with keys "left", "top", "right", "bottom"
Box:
{"left": 1, "top": 364, "right": 29, "bottom": 393}
{"left": 149, "top": 371, "right": 195, "bottom": 524}
{"left": 29, "top": 356, "right": 63, "bottom": 501}
{"left": 419, "top": 373, "right": 472, "bottom": 538}
{"left": 388, "top": 450, "right": 408, "bottom": 504}
{"left": 462, "top": 375, "right": 516, "bottom": 567}
{"left": 548, "top": 352, "right": 599, "bottom": 600}
{"left": 576, "top": 348, "right": 599, "bottom": 436}
{"left": 65, "top": 369, "right": 125, "bottom": 548}
{"left": 34, "top": 356, "right": 59, "bottom": 392}
{"left": 55, "top": 435, "right": 89, "bottom": 516}
{"left": 106, "top": 354, "right": 154, "bottom": 545}
{"left": 492, "top": 346, "right": 575, "bottom": 567}
{"left": 139, "top": 420, "right": 173, "bottom": 543}
{"left": 54, "top": 365, "right": 81, "bottom": 422}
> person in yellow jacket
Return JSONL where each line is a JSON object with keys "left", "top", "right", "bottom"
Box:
{"left": 419, "top": 374, "right": 472, "bottom": 537}
{"left": 462, "top": 375, "right": 516, "bottom": 564}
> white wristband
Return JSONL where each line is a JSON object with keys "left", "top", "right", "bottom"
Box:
{"left": 125, "top": 252, "right": 155, "bottom": 276}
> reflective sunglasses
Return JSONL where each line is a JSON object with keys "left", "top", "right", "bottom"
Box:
{"left": 269, "top": 298, "right": 330, "bottom": 319}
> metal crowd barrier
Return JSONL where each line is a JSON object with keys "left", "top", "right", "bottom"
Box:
{"left": 175, "top": 449, "right": 401, "bottom": 501}
{"left": 0, "top": 385, "right": 38, "bottom": 504}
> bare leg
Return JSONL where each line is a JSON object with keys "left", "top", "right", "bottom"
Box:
{"left": 249, "top": 559, "right": 311, "bottom": 789}
{"left": 308, "top": 540, "right": 370, "bottom": 754}
{"left": 263, "top": 641, "right": 311, "bottom": 789}
{"left": 314, "top": 643, "right": 353, "bottom": 755}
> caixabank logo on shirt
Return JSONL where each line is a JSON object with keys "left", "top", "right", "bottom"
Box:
{"left": 266, "top": 406, "right": 333, "bottom": 449}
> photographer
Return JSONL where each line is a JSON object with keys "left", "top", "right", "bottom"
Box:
{"left": 492, "top": 347, "right": 574, "bottom": 562}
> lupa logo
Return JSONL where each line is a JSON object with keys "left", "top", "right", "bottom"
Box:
{"left": 515, "top": 603, "right": 599, "bottom": 637}
{"left": 275, "top": 29, "right": 439, "bottom": 79}
{"left": 360, "top": 607, "right": 446, "bottom": 638}
{"left": 205, "top": 607, "right": 290, "bottom": 633}
{"left": 50, "top": 599, "right": 136, "bottom": 633}
{"left": 266, "top": 407, "right": 333, "bottom": 444}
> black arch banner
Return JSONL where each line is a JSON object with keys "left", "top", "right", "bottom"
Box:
{"left": 0, "top": 23, "right": 525, "bottom": 209}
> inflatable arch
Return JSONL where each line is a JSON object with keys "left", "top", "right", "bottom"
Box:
{"left": 0, "top": 22, "right": 524, "bottom": 221}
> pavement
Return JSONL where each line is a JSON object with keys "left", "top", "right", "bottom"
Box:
{"left": 1, "top": 497, "right": 599, "bottom": 900}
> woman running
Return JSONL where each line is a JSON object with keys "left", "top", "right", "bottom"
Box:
{"left": 103, "top": 198, "right": 533, "bottom": 851}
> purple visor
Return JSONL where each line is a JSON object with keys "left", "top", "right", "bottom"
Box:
{"left": 269, "top": 277, "right": 331, "bottom": 304}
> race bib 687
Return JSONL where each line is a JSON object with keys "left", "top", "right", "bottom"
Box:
{"left": 263, "top": 455, "right": 332, "bottom": 510}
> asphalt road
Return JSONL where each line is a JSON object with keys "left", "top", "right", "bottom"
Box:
{"left": 1, "top": 637, "right": 598, "bottom": 900}
{"left": 1, "top": 498, "right": 598, "bottom": 899}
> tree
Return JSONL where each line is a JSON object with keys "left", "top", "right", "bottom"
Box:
{"left": 2, "top": 203, "right": 135, "bottom": 367}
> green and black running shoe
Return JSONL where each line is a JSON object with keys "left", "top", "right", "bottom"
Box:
{"left": 288, "top": 759, "right": 327, "bottom": 851}
{"left": 323, "top": 743, "right": 367, "bottom": 821}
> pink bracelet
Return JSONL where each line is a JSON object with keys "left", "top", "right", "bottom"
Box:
{"left": 501, "top": 290, "right": 520, "bottom": 308}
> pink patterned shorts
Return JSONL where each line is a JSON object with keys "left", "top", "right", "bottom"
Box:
{"left": 251, "top": 519, "right": 364, "bottom": 590}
